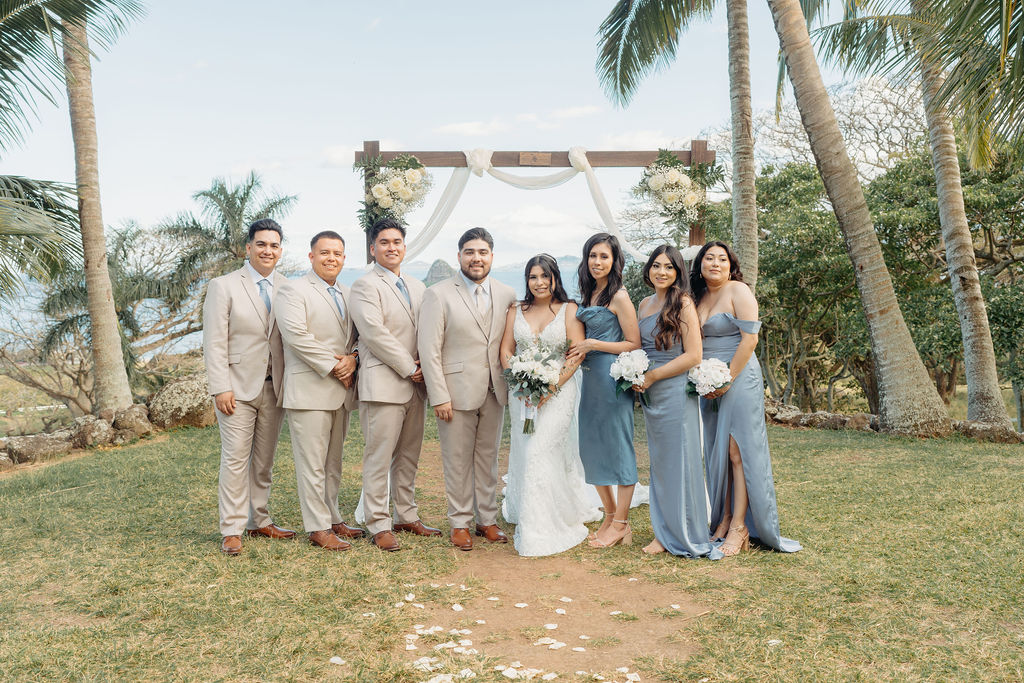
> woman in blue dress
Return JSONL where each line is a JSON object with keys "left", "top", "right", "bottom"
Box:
{"left": 632, "top": 245, "right": 720, "bottom": 558}
{"left": 567, "top": 233, "right": 641, "bottom": 548}
{"left": 691, "top": 242, "right": 801, "bottom": 556}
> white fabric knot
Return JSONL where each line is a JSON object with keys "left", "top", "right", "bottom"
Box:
{"left": 465, "top": 149, "right": 493, "bottom": 177}
{"left": 568, "top": 146, "right": 590, "bottom": 172}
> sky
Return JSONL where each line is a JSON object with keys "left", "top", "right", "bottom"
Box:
{"left": 0, "top": 1, "right": 846, "bottom": 270}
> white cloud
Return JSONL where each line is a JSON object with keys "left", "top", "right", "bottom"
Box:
{"left": 599, "top": 130, "right": 681, "bottom": 150}
{"left": 435, "top": 119, "right": 508, "bottom": 136}
{"left": 230, "top": 159, "right": 284, "bottom": 175}
{"left": 485, "top": 205, "right": 595, "bottom": 260}
{"left": 320, "top": 138, "right": 405, "bottom": 168}
{"left": 551, "top": 105, "right": 602, "bottom": 119}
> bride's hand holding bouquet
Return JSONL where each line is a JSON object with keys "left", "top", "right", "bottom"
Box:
{"left": 503, "top": 340, "right": 567, "bottom": 434}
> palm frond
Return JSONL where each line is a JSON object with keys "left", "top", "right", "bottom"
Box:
{"left": 596, "top": 0, "right": 716, "bottom": 107}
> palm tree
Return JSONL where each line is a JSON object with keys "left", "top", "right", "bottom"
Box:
{"left": 161, "top": 172, "right": 297, "bottom": 284}
{"left": 0, "top": 176, "right": 80, "bottom": 299}
{"left": 767, "top": 0, "right": 950, "bottom": 434}
{"left": 598, "top": 0, "right": 760, "bottom": 288}
{"left": 815, "top": 1, "right": 1013, "bottom": 428}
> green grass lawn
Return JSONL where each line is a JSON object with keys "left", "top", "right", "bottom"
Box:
{"left": 0, "top": 414, "right": 1021, "bottom": 681}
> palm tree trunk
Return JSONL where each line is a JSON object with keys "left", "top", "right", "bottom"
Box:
{"left": 766, "top": 0, "right": 950, "bottom": 435}
{"left": 62, "top": 20, "right": 133, "bottom": 412}
{"left": 727, "top": 0, "right": 758, "bottom": 289}
{"left": 919, "top": 60, "right": 1012, "bottom": 428}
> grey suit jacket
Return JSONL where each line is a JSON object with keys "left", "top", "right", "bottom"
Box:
{"left": 275, "top": 271, "right": 357, "bottom": 412}
{"left": 418, "top": 274, "right": 517, "bottom": 410}
{"left": 202, "top": 266, "right": 284, "bottom": 402}
{"left": 349, "top": 264, "right": 426, "bottom": 405}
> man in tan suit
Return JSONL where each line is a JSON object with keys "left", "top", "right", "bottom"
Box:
{"left": 418, "top": 227, "right": 517, "bottom": 550}
{"left": 204, "top": 219, "right": 293, "bottom": 556}
{"left": 349, "top": 218, "right": 440, "bottom": 552}
{"left": 276, "top": 230, "right": 364, "bottom": 551}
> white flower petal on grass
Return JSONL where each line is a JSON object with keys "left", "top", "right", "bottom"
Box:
{"left": 542, "top": 674, "right": 558, "bottom": 681}
{"left": 405, "top": 643, "right": 417, "bottom": 650}
{"left": 394, "top": 601, "right": 405, "bottom": 608}
{"left": 431, "top": 583, "right": 440, "bottom": 588}
{"left": 617, "top": 668, "right": 630, "bottom": 673}
{"left": 609, "top": 610, "right": 622, "bottom": 615}
{"left": 495, "top": 665, "right": 507, "bottom": 671}
{"left": 544, "top": 624, "right": 558, "bottom": 630}
{"left": 413, "top": 623, "right": 425, "bottom": 630}
{"left": 534, "top": 637, "right": 556, "bottom": 646}
{"left": 555, "top": 608, "right": 566, "bottom": 615}
{"left": 405, "top": 593, "right": 415, "bottom": 601}
{"left": 459, "top": 669, "right": 477, "bottom": 679}
{"left": 626, "top": 674, "right": 641, "bottom": 682}
{"left": 502, "top": 668, "right": 519, "bottom": 679}
{"left": 487, "top": 597, "right": 500, "bottom": 601}
{"left": 548, "top": 641, "right": 566, "bottom": 650}
{"left": 475, "top": 619, "right": 487, "bottom": 624}
{"left": 670, "top": 604, "right": 680, "bottom": 609}
{"left": 452, "top": 604, "right": 464, "bottom": 611}
{"left": 328, "top": 656, "right": 346, "bottom": 665}
{"left": 578, "top": 635, "right": 591, "bottom": 640}
{"left": 405, "top": 634, "right": 420, "bottom": 640}
{"left": 767, "top": 639, "right": 783, "bottom": 647}
{"left": 628, "top": 577, "right": 638, "bottom": 582}
{"left": 559, "top": 597, "right": 572, "bottom": 603}
{"left": 434, "top": 641, "right": 458, "bottom": 650}
{"left": 458, "top": 639, "right": 473, "bottom": 646}
{"left": 453, "top": 646, "right": 466, "bottom": 654}
{"left": 413, "top": 603, "right": 425, "bottom": 609}
{"left": 362, "top": 612, "right": 375, "bottom": 617}
{"left": 572, "top": 646, "right": 586, "bottom": 652}
{"left": 514, "top": 603, "right": 529, "bottom": 608}
{"left": 459, "top": 629, "right": 472, "bottom": 635}
{"left": 510, "top": 661, "right": 522, "bottom": 667}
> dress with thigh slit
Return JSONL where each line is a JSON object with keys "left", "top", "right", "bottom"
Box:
{"left": 700, "top": 312, "right": 801, "bottom": 552}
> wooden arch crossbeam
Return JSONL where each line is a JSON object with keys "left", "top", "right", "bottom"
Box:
{"left": 354, "top": 139, "right": 716, "bottom": 259}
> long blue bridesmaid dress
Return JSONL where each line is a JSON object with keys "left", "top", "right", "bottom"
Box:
{"left": 576, "top": 306, "right": 637, "bottom": 486}
{"left": 639, "top": 314, "right": 721, "bottom": 559}
{"left": 701, "top": 312, "right": 801, "bottom": 552}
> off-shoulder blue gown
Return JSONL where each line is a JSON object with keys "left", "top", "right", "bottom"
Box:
{"left": 639, "top": 315, "right": 721, "bottom": 559}
{"left": 701, "top": 312, "right": 801, "bottom": 553}
{"left": 576, "top": 306, "right": 637, "bottom": 486}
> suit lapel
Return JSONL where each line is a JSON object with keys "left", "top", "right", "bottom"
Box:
{"left": 239, "top": 269, "right": 270, "bottom": 331}
{"left": 377, "top": 267, "right": 415, "bottom": 324}
{"left": 310, "top": 272, "right": 346, "bottom": 326}
{"left": 454, "top": 277, "right": 488, "bottom": 336}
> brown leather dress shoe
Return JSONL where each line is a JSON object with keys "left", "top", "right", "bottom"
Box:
{"left": 475, "top": 524, "right": 509, "bottom": 543}
{"left": 221, "top": 535, "right": 242, "bottom": 555}
{"left": 331, "top": 521, "right": 366, "bottom": 539}
{"left": 309, "top": 530, "right": 351, "bottom": 551}
{"left": 450, "top": 527, "right": 473, "bottom": 551}
{"left": 371, "top": 530, "right": 401, "bottom": 551}
{"left": 394, "top": 520, "right": 442, "bottom": 537}
{"left": 246, "top": 524, "right": 297, "bottom": 539}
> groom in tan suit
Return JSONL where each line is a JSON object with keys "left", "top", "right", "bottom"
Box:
{"left": 276, "top": 230, "right": 364, "bottom": 551}
{"left": 419, "top": 227, "right": 517, "bottom": 550}
{"left": 349, "top": 218, "right": 440, "bottom": 552}
{"left": 204, "top": 219, "right": 294, "bottom": 556}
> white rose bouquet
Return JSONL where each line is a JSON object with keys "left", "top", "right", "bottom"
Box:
{"left": 688, "top": 357, "right": 733, "bottom": 411}
{"left": 609, "top": 349, "right": 651, "bottom": 407}
{"left": 356, "top": 153, "right": 434, "bottom": 229}
{"left": 503, "top": 340, "right": 567, "bottom": 434}
{"left": 634, "top": 149, "right": 708, "bottom": 227}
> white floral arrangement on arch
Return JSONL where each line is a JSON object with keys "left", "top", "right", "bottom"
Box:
{"left": 356, "top": 154, "right": 433, "bottom": 228}
{"left": 634, "top": 149, "right": 707, "bottom": 226}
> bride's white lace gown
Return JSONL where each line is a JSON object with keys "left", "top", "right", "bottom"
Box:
{"left": 501, "top": 304, "right": 602, "bottom": 556}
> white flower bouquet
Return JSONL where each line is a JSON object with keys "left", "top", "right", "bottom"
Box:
{"left": 688, "top": 357, "right": 733, "bottom": 411}
{"left": 609, "top": 349, "right": 651, "bottom": 406}
{"left": 367, "top": 164, "right": 432, "bottom": 220}
{"left": 503, "top": 340, "right": 567, "bottom": 434}
{"left": 634, "top": 150, "right": 707, "bottom": 226}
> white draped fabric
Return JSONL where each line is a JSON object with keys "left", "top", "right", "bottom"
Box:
{"left": 403, "top": 147, "right": 645, "bottom": 261}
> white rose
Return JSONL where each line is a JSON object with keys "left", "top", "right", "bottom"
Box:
{"left": 371, "top": 183, "right": 388, "bottom": 199}
{"left": 683, "top": 191, "right": 699, "bottom": 207}
{"left": 678, "top": 174, "right": 693, "bottom": 189}
{"left": 387, "top": 177, "right": 405, "bottom": 193}
{"left": 397, "top": 186, "right": 414, "bottom": 201}
{"left": 405, "top": 168, "right": 423, "bottom": 184}
{"left": 648, "top": 174, "right": 666, "bottom": 191}
{"left": 662, "top": 191, "right": 681, "bottom": 205}
{"left": 665, "top": 168, "right": 682, "bottom": 184}
{"left": 378, "top": 195, "right": 394, "bottom": 209}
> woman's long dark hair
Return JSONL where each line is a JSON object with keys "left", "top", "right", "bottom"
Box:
{"left": 689, "top": 241, "right": 745, "bottom": 306}
{"left": 577, "top": 232, "right": 624, "bottom": 308}
{"left": 521, "top": 254, "right": 571, "bottom": 312}
{"left": 643, "top": 245, "right": 692, "bottom": 351}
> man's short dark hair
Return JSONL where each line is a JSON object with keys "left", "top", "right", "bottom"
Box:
{"left": 369, "top": 218, "right": 406, "bottom": 242}
{"left": 248, "top": 218, "right": 282, "bottom": 242}
{"left": 309, "top": 230, "right": 345, "bottom": 250}
{"left": 459, "top": 227, "right": 494, "bottom": 250}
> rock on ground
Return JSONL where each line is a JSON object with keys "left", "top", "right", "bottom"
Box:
{"left": 5, "top": 434, "right": 72, "bottom": 464}
{"left": 114, "top": 404, "right": 154, "bottom": 437}
{"left": 148, "top": 374, "right": 216, "bottom": 429}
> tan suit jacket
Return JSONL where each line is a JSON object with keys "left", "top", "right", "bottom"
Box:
{"left": 275, "top": 272, "right": 357, "bottom": 411}
{"left": 349, "top": 264, "right": 426, "bottom": 404}
{"left": 203, "top": 267, "right": 283, "bottom": 400}
{"left": 418, "top": 274, "right": 517, "bottom": 410}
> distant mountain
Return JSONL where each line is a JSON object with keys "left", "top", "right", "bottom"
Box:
{"left": 424, "top": 259, "right": 456, "bottom": 287}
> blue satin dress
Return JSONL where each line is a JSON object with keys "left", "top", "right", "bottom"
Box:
{"left": 639, "top": 315, "right": 721, "bottom": 559}
{"left": 701, "top": 312, "right": 801, "bottom": 552}
{"left": 576, "top": 306, "right": 638, "bottom": 486}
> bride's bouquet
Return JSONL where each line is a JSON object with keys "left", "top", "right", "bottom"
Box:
{"left": 609, "top": 349, "right": 651, "bottom": 406}
{"left": 688, "top": 358, "right": 733, "bottom": 410}
{"left": 503, "top": 340, "right": 567, "bottom": 434}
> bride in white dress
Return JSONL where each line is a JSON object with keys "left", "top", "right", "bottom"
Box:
{"left": 498, "top": 254, "right": 603, "bottom": 556}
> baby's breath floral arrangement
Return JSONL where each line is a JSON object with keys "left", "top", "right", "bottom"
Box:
{"left": 634, "top": 148, "right": 709, "bottom": 227}
{"left": 354, "top": 153, "right": 433, "bottom": 230}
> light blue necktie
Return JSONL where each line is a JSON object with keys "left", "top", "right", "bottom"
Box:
{"left": 395, "top": 277, "right": 412, "bottom": 307}
{"left": 257, "top": 278, "right": 271, "bottom": 312}
{"left": 327, "top": 286, "right": 345, "bottom": 319}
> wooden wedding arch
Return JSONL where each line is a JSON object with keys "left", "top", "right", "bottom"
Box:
{"left": 354, "top": 139, "right": 716, "bottom": 261}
